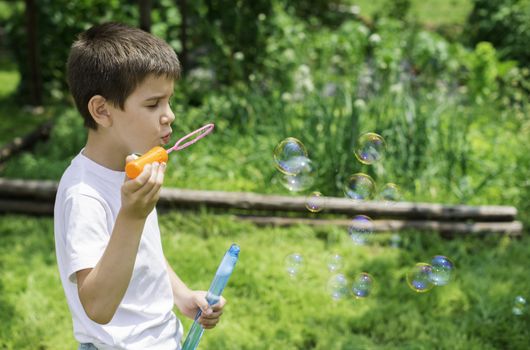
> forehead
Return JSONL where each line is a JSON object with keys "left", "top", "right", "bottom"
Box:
{"left": 130, "top": 74, "right": 175, "bottom": 100}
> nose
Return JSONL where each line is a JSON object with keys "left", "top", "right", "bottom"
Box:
{"left": 161, "top": 104, "right": 175, "bottom": 125}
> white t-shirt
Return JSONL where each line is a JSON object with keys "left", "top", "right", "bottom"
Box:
{"left": 54, "top": 151, "right": 183, "bottom": 349}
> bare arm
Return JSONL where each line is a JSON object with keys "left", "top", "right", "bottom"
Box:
{"left": 165, "top": 258, "right": 226, "bottom": 329}
{"left": 76, "top": 161, "right": 166, "bottom": 324}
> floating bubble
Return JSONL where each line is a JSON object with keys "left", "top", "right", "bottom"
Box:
{"left": 280, "top": 158, "right": 316, "bottom": 192}
{"left": 285, "top": 253, "right": 304, "bottom": 278}
{"left": 406, "top": 263, "right": 434, "bottom": 293}
{"left": 351, "top": 272, "right": 374, "bottom": 299}
{"left": 344, "top": 173, "right": 375, "bottom": 200}
{"left": 390, "top": 233, "right": 401, "bottom": 248}
{"left": 327, "top": 253, "right": 343, "bottom": 272}
{"left": 273, "top": 138, "right": 308, "bottom": 175}
{"left": 430, "top": 255, "right": 454, "bottom": 286}
{"left": 513, "top": 296, "right": 527, "bottom": 316}
{"left": 349, "top": 215, "right": 374, "bottom": 246}
{"left": 378, "top": 183, "right": 403, "bottom": 203}
{"left": 327, "top": 273, "right": 349, "bottom": 300}
{"left": 354, "top": 132, "right": 386, "bottom": 165}
{"left": 306, "top": 191, "right": 324, "bottom": 213}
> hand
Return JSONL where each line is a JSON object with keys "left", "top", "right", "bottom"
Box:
{"left": 120, "top": 155, "right": 166, "bottom": 219}
{"left": 178, "top": 290, "right": 226, "bottom": 329}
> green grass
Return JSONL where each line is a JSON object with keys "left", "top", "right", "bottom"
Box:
{"left": 0, "top": 213, "right": 529, "bottom": 349}
{"left": 351, "top": 0, "right": 473, "bottom": 26}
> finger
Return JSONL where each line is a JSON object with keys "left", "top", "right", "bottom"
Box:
{"left": 123, "top": 163, "right": 153, "bottom": 192}
{"left": 199, "top": 317, "right": 220, "bottom": 329}
{"left": 199, "top": 309, "right": 223, "bottom": 320}
{"left": 210, "top": 297, "right": 226, "bottom": 311}
{"left": 145, "top": 162, "right": 166, "bottom": 200}
{"left": 125, "top": 154, "right": 140, "bottom": 163}
{"left": 135, "top": 162, "right": 160, "bottom": 196}
{"left": 194, "top": 295, "right": 212, "bottom": 316}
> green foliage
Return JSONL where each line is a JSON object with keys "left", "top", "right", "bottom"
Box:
{"left": 1, "top": 5, "right": 529, "bottom": 226}
{"left": 1, "top": 108, "right": 85, "bottom": 179}
{"left": 466, "top": 0, "right": 530, "bottom": 66}
{"left": 3, "top": 0, "right": 184, "bottom": 103}
{"left": 1, "top": 213, "right": 529, "bottom": 349}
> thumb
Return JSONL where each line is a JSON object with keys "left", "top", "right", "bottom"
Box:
{"left": 123, "top": 154, "right": 140, "bottom": 181}
{"left": 196, "top": 294, "right": 212, "bottom": 315}
{"left": 125, "top": 153, "right": 140, "bottom": 164}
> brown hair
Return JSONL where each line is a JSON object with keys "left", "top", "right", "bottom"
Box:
{"left": 67, "top": 22, "right": 180, "bottom": 129}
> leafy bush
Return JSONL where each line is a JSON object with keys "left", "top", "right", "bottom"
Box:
{"left": 466, "top": 0, "right": 530, "bottom": 66}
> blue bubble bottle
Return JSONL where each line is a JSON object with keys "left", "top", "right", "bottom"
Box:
{"left": 181, "top": 243, "right": 240, "bottom": 350}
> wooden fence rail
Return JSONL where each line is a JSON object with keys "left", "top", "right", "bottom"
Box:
{"left": 0, "top": 178, "right": 523, "bottom": 236}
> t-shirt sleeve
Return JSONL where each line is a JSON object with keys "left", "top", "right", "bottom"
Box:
{"left": 63, "top": 193, "right": 111, "bottom": 284}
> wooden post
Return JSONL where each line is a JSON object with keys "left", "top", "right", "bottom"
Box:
{"left": 139, "top": 0, "right": 152, "bottom": 32}
{"left": 25, "top": 0, "right": 42, "bottom": 106}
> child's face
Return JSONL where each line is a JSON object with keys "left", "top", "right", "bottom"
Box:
{"left": 109, "top": 74, "right": 175, "bottom": 155}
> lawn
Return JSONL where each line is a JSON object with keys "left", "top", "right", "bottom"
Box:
{"left": 0, "top": 212, "right": 529, "bottom": 349}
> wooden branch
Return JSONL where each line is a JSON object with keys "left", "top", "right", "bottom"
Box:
{"left": 0, "top": 197, "right": 521, "bottom": 236}
{"left": 0, "top": 178, "right": 519, "bottom": 222}
{"left": 0, "top": 199, "right": 53, "bottom": 215}
{"left": 235, "top": 215, "right": 523, "bottom": 236}
{"left": 0, "top": 121, "right": 53, "bottom": 163}
{"left": 158, "top": 188, "right": 517, "bottom": 221}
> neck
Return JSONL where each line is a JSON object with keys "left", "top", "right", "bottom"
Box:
{"left": 83, "top": 130, "right": 127, "bottom": 171}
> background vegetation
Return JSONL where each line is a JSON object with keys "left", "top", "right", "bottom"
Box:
{"left": 0, "top": 0, "right": 529, "bottom": 349}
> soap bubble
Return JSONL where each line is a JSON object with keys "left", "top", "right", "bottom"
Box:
{"left": 513, "top": 296, "right": 527, "bottom": 316}
{"left": 327, "top": 273, "right": 349, "bottom": 300}
{"left": 285, "top": 253, "right": 304, "bottom": 278}
{"left": 354, "top": 133, "right": 386, "bottom": 165}
{"left": 306, "top": 191, "right": 324, "bottom": 213}
{"left": 351, "top": 272, "right": 374, "bottom": 299}
{"left": 349, "top": 215, "right": 374, "bottom": 246}
{"left": 280, "top": 158, "right": 316, "bottom": 192}
{"left": 327, "top": 253, "right": 343, "bottom": 272}
{"left": 406, "top": 263, "right": 434, "bottom": 293}
{"left": 430, "top": 256, "right": 454, "bottom": 286}
{"left": 390, "top": 233, "right": 401, "bottom": 248}
{"left": 344, "top": 173, "right": 375, "bottom": 200}
{"left": 274, "top": 138, "right": 308, "bottom": 175}
{"left": 378, "top": 183, "right": 403, "bottom": 204}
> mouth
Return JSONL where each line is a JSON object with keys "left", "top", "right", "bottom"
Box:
{"left": 161, "top": 132, "right": 172, "bottom": 145}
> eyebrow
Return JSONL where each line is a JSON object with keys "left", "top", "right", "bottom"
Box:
{"left": 145, "top": 95, "right": 167, "bottom": 101}
{"left": 144, "top": 92, "right": 174, "bottom": 102}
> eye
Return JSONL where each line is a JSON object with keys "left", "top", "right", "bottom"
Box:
{"left": 147, "top": 101, "right": 159, "bottom": 109}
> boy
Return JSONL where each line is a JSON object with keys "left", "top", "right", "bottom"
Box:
{"left": 54, "top": 22, "right": 225, "bottom": 349}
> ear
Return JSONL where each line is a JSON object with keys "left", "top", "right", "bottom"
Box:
{"left": 87, "top": 95, "right": 112, "bottom": 128}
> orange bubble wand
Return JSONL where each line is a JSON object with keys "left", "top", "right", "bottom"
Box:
{"left": 125, "top": 123, "right": 215, "bottom": 178}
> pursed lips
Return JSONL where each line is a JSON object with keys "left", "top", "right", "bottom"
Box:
{"left": 161, "top": 132, "right": 172, "bottom": 144}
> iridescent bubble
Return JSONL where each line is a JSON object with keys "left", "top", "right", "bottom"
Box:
{"left": 306, "top": 191, "right": 324, "bottom": 213}
{"left": 430, "top": 255, "right": 454, "bottom": 286}
{"left": 280, "top": 158, "right": 316, "bottom": 192}
{"left": 351, "top": 272, "right": 374, "bottom": 299}
{"left": 349, "top": 215, "right": 374, "bottom": 246}
{"left": 390, "top": 233, "right": 401, "bottom": 248}
{"left": 273, "top": 138, "right": 308, "bottom": 175}
{"left": 327, "top": 253, "right": 343, "bottom": 272}
{"left": 344, "top": 173, "right": 375, "bottom": 200}
{"left": 354, "top": 132, "right": 386, "bottom": 165}
{"left": 406, "top": 263, "right": 434, "bottom": 293}
{"left": 513, "top": 296, "right": 527, "bottom": 316}
{"left": 285, "top": 253, "right": 304, "bottom": 278}
{"left": 327, "top": 273, "right": 349, "bottom": 300}
{"left": 378, "top": 183, "right": 403, "bottom": 203}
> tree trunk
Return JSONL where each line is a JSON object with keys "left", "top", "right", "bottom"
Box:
{"left": 25, "top": 0, "right": 42, "bottom": 106}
